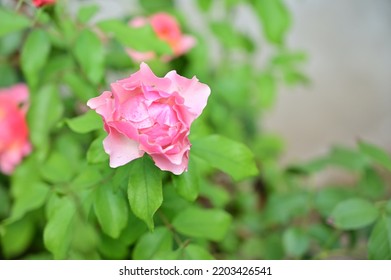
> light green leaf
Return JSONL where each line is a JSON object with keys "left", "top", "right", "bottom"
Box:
{"left": 258, "top": 73, "right": 277, "bottom": 109}
{"left": 66, "top": 110, "right": 102, "bottom": 134}
{"left": 197, "top": 0, "right": 213, "bottom": 12}
{"left": 9, "top": 182, "right": 49, "bottom": 222}
{"left": 172, "top": 158, "right": 199, "bottom": 202}
{"left": 132, "top": 227, "right": 172, "bottom": 260}
{"left": 94, "top": 184, "right": 128, "bottom": 238}
{"left": 40, "top": 151, "right": 75, "bottom": 183}
{"left": 63, "top": 71, "right": 97, "bottom": 102}
{"left": 87, "top": 135, "right": 109, "bottom": 164}
{"left": 77, "top": 4, "right": 100, "bottom": 23}
{"left": 128, "top": 156, "right": 163, "bottom": 230}
{"left": 282, "top": 228, "right": 310, "bottom": 258}
{"left": 21, "top": 29, "right": 51, "bottom": 89}
{"left": 330, "top": 198, "right": 379, "bottom": 230}
{"left": 254, "top": 0, "right": 291, "bottom": 44}
{"left": 368, "top": 215, "right": 391, "bottom": 260}
{"left": 0, "top": 8, "right": 31, "bottom": 38}
{"left": 359, "top": 141, "right": 391, "bottom": 171}
{"left": 172, "top": 207, "right": 232, "bottom": 241}
{"left": 181, "top": 244, "right": 215, "bottom": 260}
{"left": 98, "top": 19, "right": 171, "bottom": 55}
{"left": 73, "top": 29, "right": 104, "bottom": 85}
{"left": 43, "top": 195, "right": 76, "bottom": 259}
{"left": 191, "top": 135, "right": 258, "bottom": 181}
{"left": 27, "top": 84, "right": 64, "bottom": 147}
{"left": 314, "top": 187, "right": 352, "bottom": 218}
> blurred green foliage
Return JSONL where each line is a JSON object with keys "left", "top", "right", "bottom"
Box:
{"left": 0, "top": 0, "right": 390, "bottom": 261}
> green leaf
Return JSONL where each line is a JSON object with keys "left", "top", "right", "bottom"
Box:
{"left": 357, "top": 168, "right": 386, "bottom": 200}
{"left": 0, "top": 185, "right": 10, "bottom": 219}
{"left": 359, "top": 141, "right": 391, "bottom": 171}
{"left": 73, "top": 29, "right": 104, "bottom": 85}
{"left": 368, "top": 215, "right": 391, "bottom": 260}
{"left": 0, "top": 8, "right": 31, "bottom": 38}
{"left": 9, "top": 182, "right": 49, "bottom": 222}
{"left": 258, "top": 73, "right": 277, "bottom": 109}
{"left": 327, "top": 146, "right": 370, "bottom": 171}
{"left": 77, "top": 4, "right": 100, "bottom": 23}
{"left": 197, "top": 0, "right": 213, "bottom": 12}
{"left": 172, "top": 207, "right": 232, "bottom": 241}
{"left": 63, "top": 71, "right": 97, "bottom": 102}
{"left": 27, "top": 85, "right": 64, "bottom": 147}
{"left": 94, "top": 184, "right": 128, "bottom": 238}
{"left": 172, "top": 158, "right": 200, "bottom": 202}
{"left": 181, "top": 244, "right": 215, "bottom": 260}
{"left": 191, "top": 135, "right": 258, "bottom": 181}
{"left": 21, "top": 29, "right": 51, "bottom": 89}
{"left": 132, "top": 227, "right": 173, "bottom": 260}
{"left": 0, "top": 217, "right": 35, "bottom": 259}
{"left": 127, "top": 156, "right": 163, "bottom": 230}
{"left": 40, "top": 151, "right": 75, "bottom": 183}
{"left": 66, "top": 110, "right": 102, "bottom": 134}
{"left": 254, "top": 0, "right": 291, "bottom": 44}
{"left": 87, "top": 135, "right": 109, "bottom": 164}
{"left": 0, "top": 63, "right": 18, "bottom": 87}
{"left": 98, "top": 20, "right": 172, "bottom": 55}
{"left": 330, "top": 198, "right": 379, "bottom": 230}
{"left": 282, "top": 228, "right": 310, "bottom": 258}
{"left": 43, "top": 195, "right": 76, "bottom": 259}
{"left": 314, "top": 187, "right": 352, "bottom": 218}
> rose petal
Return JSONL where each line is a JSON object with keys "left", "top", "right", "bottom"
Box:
{"left": 103, "top": 128, "right": 144, "bottom": 168}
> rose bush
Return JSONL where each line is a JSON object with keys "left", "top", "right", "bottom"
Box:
{"left": 0, "top": 84, "right": 31, "bottom": 174}
{"left": 127, "top": 12, "right": 196, "bottom": 62}
{"left": 87, "top": 62, "right": 210, "bottom": 174}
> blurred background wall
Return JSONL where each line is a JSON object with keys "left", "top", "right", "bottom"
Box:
{"left": 70, "top": 0, "right": 391, "bottom": 165}
{"left": 265, "top": 0, "right": 391, "bottom": 164}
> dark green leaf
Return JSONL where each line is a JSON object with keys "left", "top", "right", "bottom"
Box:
{"left": 330, "top": 198, "right": 379, "bottom": 230}
{"left": 21, "top": 29, "right": 51, "bottom": 88}
{"left": 357, "top": 168, "right": 386, "bottom": 200}
{"left": 0, "top": 217, "right": 35, "bottom": 259}
{"left": 191, "top": 135, "right": 258, "bottom": 181}
{"left": 132, "top": 227, "right": 172, "bottom": 260}
{"left": 73, "top": 30, "right": 104, "bottom": 85}
{"left": 127, "top": 156, "right": 163, "bottom": 230}
{"left": 94, "top": 184, "right": 128, "bottom": 238}
{"left": 0, "top": 8, "right": 30, "bottom": 38}
{"left": 368, "top": 215, "right": 391, "bottom": 260}
{"left": 172, "top": 207, "right": 232, "bottom": 241}
{"left": 66, "top": 110, "right": 102, "bottom": 134}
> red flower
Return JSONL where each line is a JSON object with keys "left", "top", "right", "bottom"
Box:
{"left": 32, "top": 0, "right": 56, "bottom": 8}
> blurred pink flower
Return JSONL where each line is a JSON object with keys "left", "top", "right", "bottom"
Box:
{"left": 87, "top": 62, "right": 210, "bottom": 174}
{"left": 32, "top": 0, "right": 56, "bottom": 8}
{"left": 0, "top": 84, "right": 31, "bottom": 175}
{"left": 127, "top": 12, "right": 196, "bottom": 62}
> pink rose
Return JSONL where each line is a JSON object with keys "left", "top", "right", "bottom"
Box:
{"left": 32, "top": 0, "right": 56, "bottom": 8}
{"left": 87, "top": 63, "right": 210, "bottom": 174}
{"left": 127, "top": 12, "right": 196, "bottom": 62}
{"left": 0, "top": 84, "right": 31, "bottom": 175}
